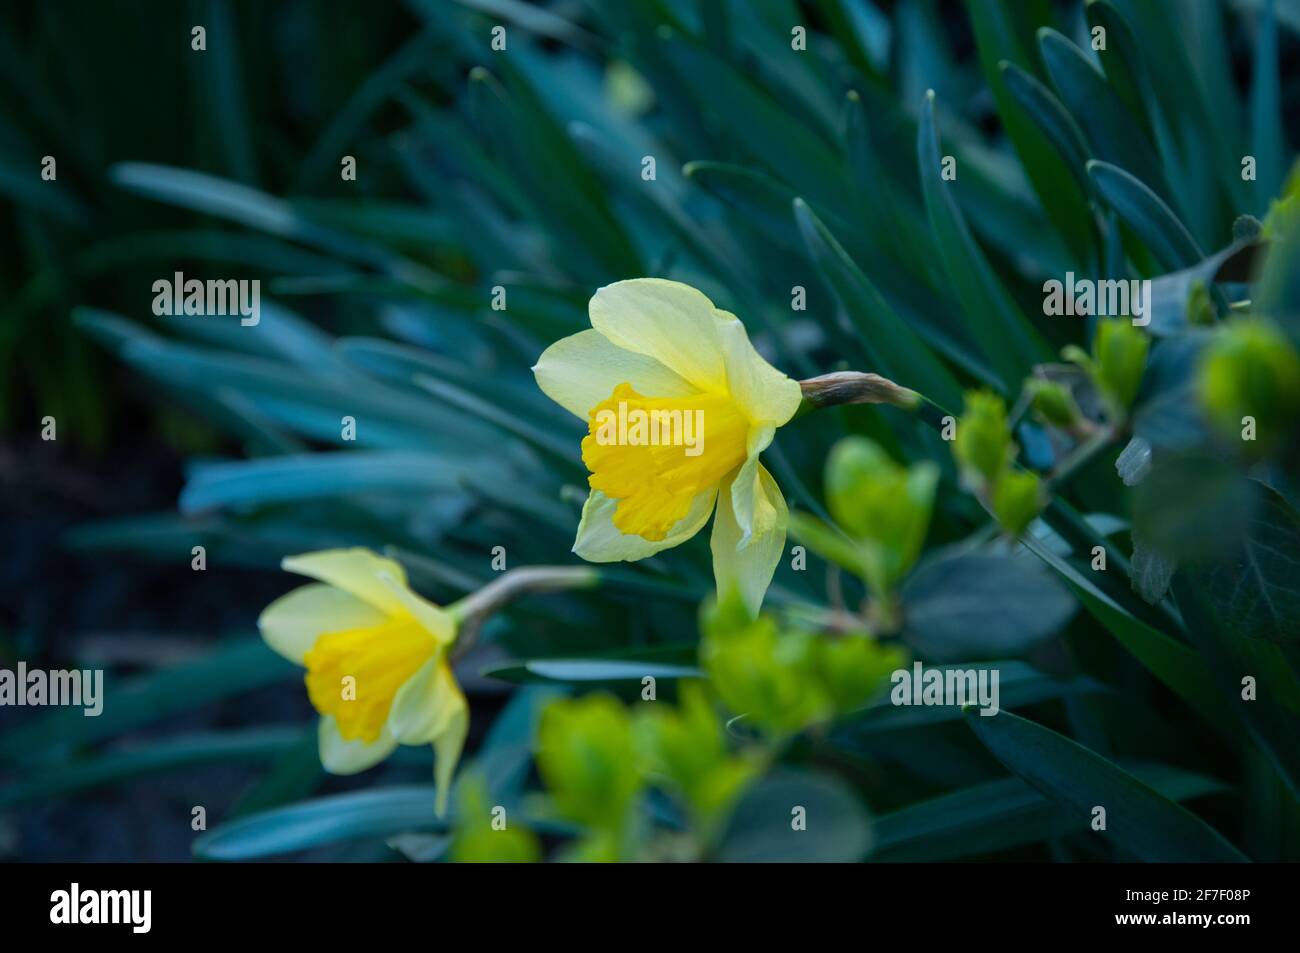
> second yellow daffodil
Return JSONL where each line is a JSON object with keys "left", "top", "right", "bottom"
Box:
{"left": 257, "top": 548, "right": 468, "bottom": 815}
{"left": 534, "top": 279, "right": 802, "bottom": 615}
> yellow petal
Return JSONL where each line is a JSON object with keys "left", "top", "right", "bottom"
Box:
{"left": 432, "top": 707, "right": 468, "bottom": 819}
{"left": 710, "top": 463, "right": 788, "bottom": 617}
{"left": 573, "top": 489, "right": 715, "bottom": 562}
{"left": 388, "top": 657, "right": 462, "bottom": 745}
{"left": 317, "top": 716, "right": 398, "bottom": 774}
{"left": 533, "top": 328, "right": 695, "bottom": 420}
{"left": 588, "top": 279, "right": 731, "bottom": 392}
{"left": 258, "top": 583, "right": 387, "bottom": 665}
{"left": 281, "top": 548, "right": 412, "bottom": 617}
{"left": 304, "top": 616, "right": 436, "bottom": 743}
{"left": 728, "top": 448, "right": 778, "bottom": 544}
{"left": 581, "top": 383, "right": 750, "bottom": 540}
{"left": 389, "top": 658, "right": 468, "bottom": 817}
{"left": 376, "top": 574, "right": 457, "bottom": 645}
{"left": 717, "top": 318, "right": 803, "bottom": 426}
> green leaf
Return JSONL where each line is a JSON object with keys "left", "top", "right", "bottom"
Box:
{"left": 1177, "top": 568, "right": 1300, "bottom": 800}
{"left": 193, "top": 786, "right": 446, "bottom": 860}
{"left": 1087, "top": 159, "right": 1203, "bottom": 271}
{"left": 179, "top": 451, "right": 485, "bottom": 514}
{"left": 199, "top": 0, "right": 258, "bottom": 185}
{"left": 77, "top": 309, "right": 502, "bottom": 452}
{"left": 336, "top": 336, "right": 571, "bottom": 428}
{"left": 1169, "top": 484, "right": 1300, "bottom": 709}
{"left": 0, "top": 640, "right": 295, "bottom": 764}
{"left": 684, "top": 160, "right": 834, "bottom": 253}
{"left": 110, "top": 163, "right": 433, "bottom": 285}
{"left": 1068, "top": 573, "right": 1222, "bottom": 720}
{"left": 998, "top": 61, "right": 1092, "bottom": 191}
{"left": 567, "top": 121, "right": 760, "bottom": 313}
{"left": 717, "top": 770, "right": 871, "bottom": 861}
{"left": 471, "top": 686, "right": 564, "bottom": 800}
{"left": 965, "top": 709, "right": 1247, "bottom": 861}
{"left": 1084, "top": 1, "right": 1159, "bottom": 145}
{"left": 1037, "top": 27, "right": 1171, "bottom": 208}
{"left": 793, "top": 198, "right": 963, "bottom": 409}
{"left": 1250, "top": 0, "right": 1284, "bottom": 209}
{"left": 463, "top": 64, "right": 640, "bottom": 282}
{"left": 1019, "top": 521, "right": 1227, "bottom": 725}
{"left": 482, "top": 645, "right": 700, "bottom": 685}
{"left": 656, "top": 31, "right": 845, "bottom": 209}
{"left": 841, "top": 90, "right": 935, "bottom": 269}
{"left": 873, "top": 761, "right": 1228, "bottom": 861}
{"left": 1144, "top": 237, "right": 1257, "bottom": 336}
{"left": 1131, "top": 334, "right": 1214, "bottom": 451}
{"left": 900, "top": 548, "right": 1076, "bottom": 661}
{"left": 967, "top": 0, "right": 1095, "bottom": 264}
{"left": 0, "top": 727, "right": 304, "bottom": 809}
{"left": 917, "top": 91, "right": 1049, "bottom": 390}
{"left": 1189, "top": 483, "right": 1300, "bottom": 645}
{"left": 1100, "top": 1, "right": 1244, "bottom": 243}
{"left": 1129, "top": 528, "right": 1178, "bottom": 605}
{"left": 1132, "top": 452, "right": 1254, "bottom": 559}
{"left": 228, "top": 731, "right": 325, "bottom": 818}
{"left": 0, "top": 154, "right": 89, "bottom": 227}
{"left": 837, "top": 662, "right": 1105, "bottom": 736}
{"left": 448, "top": 0, "right": 598, "bottom": 49}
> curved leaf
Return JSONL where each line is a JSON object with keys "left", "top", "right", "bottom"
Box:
{"left": 873, "top": 761, "right": 1228, "bottom": 861}
{"left": 1037, "top": 28, "right": 1171, "bottom": 207}
{"left": 793, "top": 198, "right": 963, "bottom": 408}
{"left": 900, "top": 548, "right": 1076, "bottom": 661}
{"left": 180, "top": 451, "right": 483, "bottom": 514}
{"left": 999, "top": 61, "right": 1092, "bottom": 190}
{"left": 193, "top": 786, "right": 445, "bottom": 860}
{"left": 1087, "top": 160, "right": 1203, "bottom": 270}
{"left": 917, "top": 91, "right": 1048, "bottom": 389}
{"left": 965, "top": 709, "right": 1247, "bottom": 861}
{"left": 718, "top": 770, "right": 871, "bottom": 861}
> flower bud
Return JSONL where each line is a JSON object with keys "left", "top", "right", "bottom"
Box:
{"left": 992, "top": 470, "right": 1042, "bottom": 537}
{"left": 1198, "top": 319, "right": 1300, "bottom": 451}
{"left": 1094, "top": 320, "right": 1149, "bottom": 412}
{"left": 953, "top": 390, "right": 1012, "bottom": 488}
{"left": 1026, "top": 379, "right": 1082, "bottom": 429}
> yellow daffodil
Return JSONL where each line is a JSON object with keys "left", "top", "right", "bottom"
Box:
{"left": 533, "top": 279, "right": 803, "bottom": 615}
{"left": 257, "top": 548, "right": 467, "bottom": 815}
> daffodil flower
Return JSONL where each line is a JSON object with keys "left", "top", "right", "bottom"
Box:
{"left": 534, "top": 279, "right": 803, "bottom": 615}
{"left": 257, "top": 548, "right": 467, "bottom": 815}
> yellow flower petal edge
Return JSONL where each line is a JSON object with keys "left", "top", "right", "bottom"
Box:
{"left": 256, "top": 547, "right": 466, "bottom": 815}
{"left": 712, "top": 462, "right": 788, "bottom": 618}
{"left": 533, "top": 278, "right": 802, "bottom": 615}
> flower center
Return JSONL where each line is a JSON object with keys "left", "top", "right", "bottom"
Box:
{"left": 582, "top": 382, "right": 750, "bottom": 541}
{"left": 304, "top": 616, "right": 436, "bottom": 743}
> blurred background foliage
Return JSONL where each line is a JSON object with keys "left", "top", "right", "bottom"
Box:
{"left": 2, "top": 0, "right": 1300, "bottom": 861}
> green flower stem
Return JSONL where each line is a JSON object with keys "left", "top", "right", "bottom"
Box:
{"left": 867, "top": 588, "right": 903, "bottom": 634}
{"left": 449, "top": 566, "right": 599, "bottom": 659}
